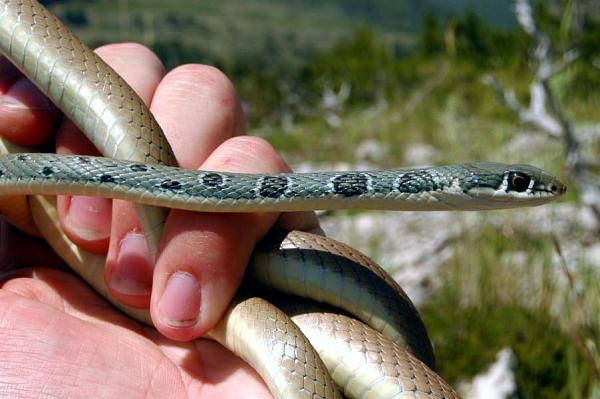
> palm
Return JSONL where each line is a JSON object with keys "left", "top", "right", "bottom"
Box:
{"left": 0, "top": 267, "right": 272, "bottom": 399}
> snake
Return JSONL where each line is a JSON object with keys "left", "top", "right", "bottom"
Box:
{"left": 0, "top": 1, "right": 566, "bottom": 398}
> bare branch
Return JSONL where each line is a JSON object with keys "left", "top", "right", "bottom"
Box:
{"left": 486, "top": 0, "right": 600, "bottom": 222}
{"left": 481, "top": 74, "right": 562, "bottom": 137}
{"left": 514, "top": 0, "right": 536, "bottom": 35}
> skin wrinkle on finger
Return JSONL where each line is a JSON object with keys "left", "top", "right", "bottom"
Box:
{"left": 152, "top": 64, "right": 242, "bottom": 168}
{"left": 2, "top": 272, "right": 98, "bottom": 328}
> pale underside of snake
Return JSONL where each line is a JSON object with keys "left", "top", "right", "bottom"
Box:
{"left": 0, "top": 1, "right": 566, "bottom": 398}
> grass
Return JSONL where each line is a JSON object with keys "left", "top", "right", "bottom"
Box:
{"left": 442, "top": 225, "right": 600, "bottom": 399}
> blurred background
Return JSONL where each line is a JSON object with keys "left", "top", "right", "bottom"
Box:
{"left": 42, "top": 0, "right": 600, "bottom": 397}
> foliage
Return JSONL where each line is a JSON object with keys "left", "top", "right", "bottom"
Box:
{"left": 420, "top": 224, "right": 596, "bottom": 399}
{"left": 301, "top": 27, "right": 394, "bottom": 104}
{"left": 419, "top": 9, "right": 444, "bottom": 55}
{"left": 422, "top": 303, "right": 572, "bottom": 398}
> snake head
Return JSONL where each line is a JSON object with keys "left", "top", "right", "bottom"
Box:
{"left": 460, "top": 162, "right": 566, "bottom": 209}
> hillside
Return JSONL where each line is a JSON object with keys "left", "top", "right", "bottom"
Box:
{"left": 46, "top": 0, "right": 518, "bottom": 72}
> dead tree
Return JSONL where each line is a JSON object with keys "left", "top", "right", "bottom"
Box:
{"left": 483, "top": 0, "right": 600, "bottom": 224}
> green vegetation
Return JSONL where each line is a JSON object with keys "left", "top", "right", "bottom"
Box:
{"left": 48, "top": 0, "right": 600, "bottom": 397}
{"left": 47, "top": 0, "right": 533, "bottom": 126}
{"left": 421, "top": 224, "right": 594, "bottom": 398}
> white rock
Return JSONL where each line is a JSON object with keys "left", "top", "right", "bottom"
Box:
{"left": 460, "top": 348, "right": 517, "bottom": 399}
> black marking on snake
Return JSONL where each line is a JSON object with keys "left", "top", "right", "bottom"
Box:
{"left": 463, "top": 174, "right": 480, "bottom": 193}
{"left": 259, "top": 176, "right": 289, "bottom": 198}
{"left": 160, "top": 179, "right": 183, "bottom": 191}
{"left": 202, "top": 173, "right": 224, "bottom": 187}
{"left": 75, "top": 156, "right": 91, "bottom": 164}
{"left": 41, "top": 166, "right": 55, "bottom": 177}
{"left": 332, "top": 173, "right": 368, "bottom": 197}
{"left": 394, "top": 171, "right": 441, "bottom": 193}
{"left": 0, "top": 170, "right": 4, "bottom": 178}
{"left": 130, "top": 164, "right": 148, "bottom": 172}
{"left": 99, "top": 174, "right": 116, "bottom": 183}
{"left": 17, "top": 155, "right": 30, "bottom": 161}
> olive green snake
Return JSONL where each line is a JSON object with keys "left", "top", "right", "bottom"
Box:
{"left": 0, "top": 1, "right": 566, "bottom": 398}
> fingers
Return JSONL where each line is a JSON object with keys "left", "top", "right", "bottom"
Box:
{"left": 55, "top": 44, "right": 166, "bottom": 253}
{"left": 152, "top": 64, "right": 246, "bottom": 167}
{"left": 0, "top": 56, "right": 61, "bottom": 146}
{"left": 2, "top": 42, "right": 321, "bottom": 347}
{"left": 151, "top": 137, "right": 289, "bottom": 340}
{"left": 99, "top": 62, "right": 270, "bottom": 340}
{"left": 102, "top": 63, "right": 245, "bottom": 310}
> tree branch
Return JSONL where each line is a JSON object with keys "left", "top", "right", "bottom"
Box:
{"left": 485, "top": 0, "right": 599, "bottom": 221}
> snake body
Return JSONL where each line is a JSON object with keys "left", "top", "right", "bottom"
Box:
{"left": 0, "top": 1, "right": 565, "bottom": 398}
{"left": 0, "top": 153, "right": 564, "bottom": 212}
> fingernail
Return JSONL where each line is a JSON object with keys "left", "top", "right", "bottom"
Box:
{"left": 66, "top": 196, "right": 111, "bottom": 241}
{"left": 1, "top": 77, "right": 55, "bottom": 110}
{"left": 109, "top": 232, "right": 153, "bottom": 296}
{"left": 159, "top": 272, "right": 201, "bottom": 328}
{"left": 0, "top": 95, "right": 30, "bottom": 109}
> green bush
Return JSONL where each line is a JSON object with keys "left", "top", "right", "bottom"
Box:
{"left": 421, "top": 302, "right": 573, "bottom": 398}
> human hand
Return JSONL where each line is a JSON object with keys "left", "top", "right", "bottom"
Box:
{"left": 0, "top": 43, "right": 319, "bottom": 397}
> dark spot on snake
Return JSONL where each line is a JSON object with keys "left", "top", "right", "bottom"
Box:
{"left": 75, "top": 156, "right": 91, "bottom": 164}
{"left": 332, "top": 173, "right": 368, "bottom": 197}
{"left": 0, "top": 170, "right": 4, "bottom": 177}
{"left": 395, "top": 173, "right": 421, "bottom": 193}
{"left": 259, "top": 176, "right": 289, "bottom": 198}
{"left": 17, "top": 155, "right": 30, "bottom": 161}
{"left": 100, "top": 174, "right": 116, "bottom": 183}
{"left": 202, "top": 173, "right": 224, "bottom": 187}
{"left": 130, "top": 164, "right": 148, "bottom": 172}
{"left": 395, "top": 171, "right": 440, "bottom": 193}
{"left": 160, "top": 179, "right": 182, "bottom": 191}
{"left": 41, "top": 166, "right": 55, "bottom": 177}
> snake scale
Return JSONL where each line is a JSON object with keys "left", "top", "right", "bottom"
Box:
{"left": 0, "top": 1, "right": 566, "bottom": 398}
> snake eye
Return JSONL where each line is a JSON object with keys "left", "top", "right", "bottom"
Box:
{"left": 507, "top": 172, "right": 530, "bottom": 192}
